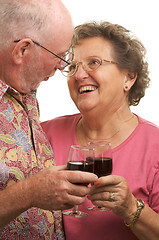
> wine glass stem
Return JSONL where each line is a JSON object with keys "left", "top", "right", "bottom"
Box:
{"left": 72, "top": 205, "right": 79, "bottom": 215}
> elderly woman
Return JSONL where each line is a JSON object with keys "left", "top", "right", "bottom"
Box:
{"left": 41, "top": 21, "right": 159, "bottom": 240}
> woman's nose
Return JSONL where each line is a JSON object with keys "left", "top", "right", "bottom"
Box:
{"left": 75, "top": 63, "right": 88, "bottom": 80}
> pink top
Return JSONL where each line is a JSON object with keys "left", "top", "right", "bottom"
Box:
{"left": 41, "top": 113, "right": 159, "bottom": 240}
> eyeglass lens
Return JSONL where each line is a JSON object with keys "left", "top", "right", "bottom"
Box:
{"left": 62, "top": 56, "right": 102, "bottom": 76}
{"left": 60, "top": 50, "right": 74, "bottom": 68}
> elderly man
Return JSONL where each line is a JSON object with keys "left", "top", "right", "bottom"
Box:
{"left": 0, "top": 0, "right": 97, "bottom": 239}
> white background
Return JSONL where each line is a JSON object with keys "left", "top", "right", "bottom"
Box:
{"left": 37, "top": 0, "right": 159, "bottom": 125}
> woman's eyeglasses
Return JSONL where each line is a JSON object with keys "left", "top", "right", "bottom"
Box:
{"left": 61, "top": 56, "right": 118, "bottom": 77}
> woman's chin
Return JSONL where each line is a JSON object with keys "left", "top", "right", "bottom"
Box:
{"left": 77, "top": 103, "right": 97, "bottom": 115}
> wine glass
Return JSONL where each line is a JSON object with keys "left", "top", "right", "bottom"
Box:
{"left": 87, "top": 140, "right": 113, "bottom": 211}
{"left": 63, "top": 145, "right": 94, "bottom": 217}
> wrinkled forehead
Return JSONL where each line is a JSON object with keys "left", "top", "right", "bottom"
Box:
{"left": 72, "top": 37, "right": 114, "bottom": 61}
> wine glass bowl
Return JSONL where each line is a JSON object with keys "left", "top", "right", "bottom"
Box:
{"left": 67, "top": 148, "right": 94, "bottom": 174}
{"left": 92, "top": 140, "right": 112, "bottom": 177}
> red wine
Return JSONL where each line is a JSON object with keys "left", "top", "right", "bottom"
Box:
{"left": 67, "top": 160, "right": 94, "bottom": 173}
{"left": 93, "top": 157, "right": 112, "bottom": 178}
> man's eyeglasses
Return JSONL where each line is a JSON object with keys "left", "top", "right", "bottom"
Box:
{"left": 61, "top": 56, "right": 118, "bottom": 77}
{"left": 13, "top": 39, "right": 74, "bottom": 68}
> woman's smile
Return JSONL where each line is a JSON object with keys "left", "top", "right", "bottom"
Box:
{"left": 78, "top": 85, "right": 98, "bottom": 94}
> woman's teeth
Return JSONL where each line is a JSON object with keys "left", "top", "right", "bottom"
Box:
{"left": 79, "top": 86, "right": 97, "bottom": 94}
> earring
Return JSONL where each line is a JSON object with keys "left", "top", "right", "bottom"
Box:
{"left": 125, "top": 85, "right": 128, "bottom": 89}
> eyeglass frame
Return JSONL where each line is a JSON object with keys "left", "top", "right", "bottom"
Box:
{"left": 61, "top": 56, "right": 118, "bottom": 77}
{"left": 13, "top": 39, "right": 74, "bottom": 68}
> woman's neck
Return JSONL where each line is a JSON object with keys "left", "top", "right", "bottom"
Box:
{"left": 76, "top": 109, "right": 138, "bottom": 148}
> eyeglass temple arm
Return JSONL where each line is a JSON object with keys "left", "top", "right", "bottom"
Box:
{"left": 103, "top": 59, "right": 118, "bottom": 64}
{"left": 13, "top": 39, "right": 70, "bottom": 65}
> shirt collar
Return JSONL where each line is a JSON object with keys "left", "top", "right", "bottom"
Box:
{"left": 0, "top": 79, "right": 9, "bottom": 100}
{"left": 0, "top": 79, "right": 37, "bottom": 102}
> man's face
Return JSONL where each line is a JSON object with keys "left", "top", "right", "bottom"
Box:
{"left": 9, "top": 1, "right": 74, "bottom": 94}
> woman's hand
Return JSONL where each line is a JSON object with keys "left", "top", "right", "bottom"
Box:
{"left": 88, "top": 175, "right": 137, "bottom": 223}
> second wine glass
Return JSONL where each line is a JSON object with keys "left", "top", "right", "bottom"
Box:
{"left": 63, "top": 144, "right": 94, "bottom": 217}
{"left": 88, "top": 140, "right": 113, "bottom": 211}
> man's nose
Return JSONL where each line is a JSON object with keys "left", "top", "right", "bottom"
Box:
{"left": 55, "top": 60, "right": 64, "bottom": 70}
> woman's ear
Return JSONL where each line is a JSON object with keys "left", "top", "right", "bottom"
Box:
{"left": 12, "top": 38, "right": 33, "bottom": 64}
{"left": 124, "top": 72, "right": 137, "bottom": 91}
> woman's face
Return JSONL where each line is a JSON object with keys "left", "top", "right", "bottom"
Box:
{"left": 67, "top": 37, "right": 129, "bottom": 115}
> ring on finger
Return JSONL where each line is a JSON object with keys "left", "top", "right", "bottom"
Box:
{"left": 109, "top": 192, "right": 115, "bottom": 201}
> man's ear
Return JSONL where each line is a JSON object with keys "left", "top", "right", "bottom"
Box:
{"left": 12, "top": 38, "right": 34, "bottom": 64}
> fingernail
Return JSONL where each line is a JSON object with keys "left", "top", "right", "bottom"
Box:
{"left": 94, "top": 181, "right": 100, "bottom": 186}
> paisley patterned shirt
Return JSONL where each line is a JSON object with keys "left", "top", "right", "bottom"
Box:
{"left": 0, "top": 80, "right": 64, "bottom": 240}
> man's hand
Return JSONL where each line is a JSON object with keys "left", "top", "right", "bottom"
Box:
{"left": 28, "top": 165, "right": 98, "bottom": 210}
{"left": 0, "top": 165, "right": 97, "bottom": 228}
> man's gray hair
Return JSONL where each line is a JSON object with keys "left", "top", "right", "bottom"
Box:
{"left": 0, "top": 0, "right": 55, "bottom": 49}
